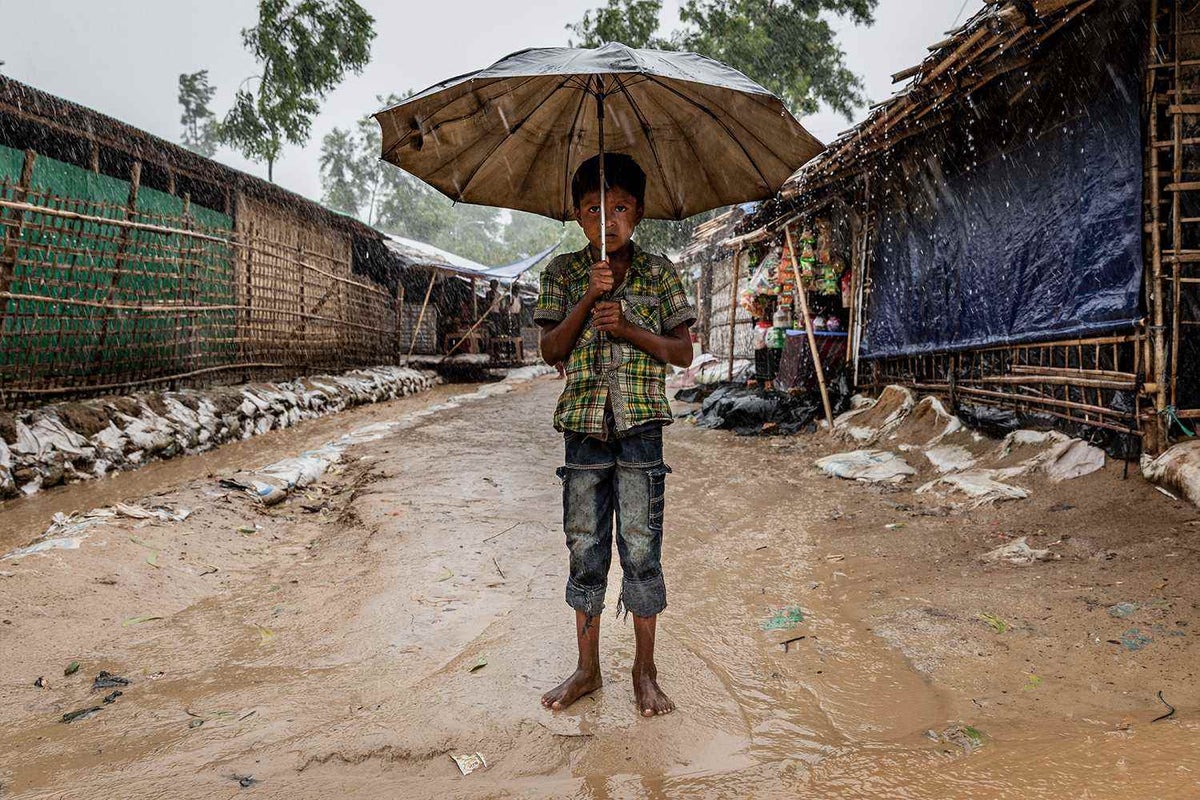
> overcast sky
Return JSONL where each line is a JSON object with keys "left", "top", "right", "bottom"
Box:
{"left": 3, "top": 0, "right": 982, "bottom": 204}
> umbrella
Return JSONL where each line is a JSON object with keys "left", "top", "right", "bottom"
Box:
{"left": 374, "top": 42, "right": 822, "bottom": 260}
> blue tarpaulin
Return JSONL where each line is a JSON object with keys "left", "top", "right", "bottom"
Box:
{"left": 862, "top": 1, "right": 1144, "bottom": 360}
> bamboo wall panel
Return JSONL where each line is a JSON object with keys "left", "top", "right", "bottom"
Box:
{"left": 0, "top": 150, "right": 400, "bottom": 409}
{"left": 701, "top": 252, "right": 755, "bottom": 361}
{"left": 398, "top": 302, "right": 438, "bottom": 355}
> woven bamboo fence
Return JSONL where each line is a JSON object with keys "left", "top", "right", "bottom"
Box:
{"left": 702, "top": 250, "right": 755, "bottom": 367}
{"left": 0, "top": 147, "right": 400, "bottom": 409}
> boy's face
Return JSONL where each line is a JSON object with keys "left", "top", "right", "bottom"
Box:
{"left": 574, "top": 185, "right": 644, "bottom": 256}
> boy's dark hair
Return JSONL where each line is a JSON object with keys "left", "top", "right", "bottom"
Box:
{"left": 571, "top": 153, "right": 646, "bottom": 210}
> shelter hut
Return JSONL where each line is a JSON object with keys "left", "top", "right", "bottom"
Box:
{"left": 0, "top": 75, "right": 403, "bottom": 408}
{"left": 696, "top": 0, "right": 1192, "bottom": 455}
{"left": 383, "top": 234, "right": 554, "bottom": 364}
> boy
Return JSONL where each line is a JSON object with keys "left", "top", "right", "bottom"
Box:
{"left": 534, "top": 154, "right": 696, "bottom": 717}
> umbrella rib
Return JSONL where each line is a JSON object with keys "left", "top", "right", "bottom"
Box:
{"left": 560, "top": 83, "right": 593, "bottom": 219}
{"left": 641, "top": 75, "right": 775, "bottom": 194}
{"left": 612, "top": 75, "right": 683, "bottom": 220}
{"left": 455, "top": 75, "right": 583, "bottom": 202}
{"left": 381, "top": 75, "right": 541, "bottom": 162}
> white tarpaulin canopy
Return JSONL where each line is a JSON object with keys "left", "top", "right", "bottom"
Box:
{"left": 383, "top": 233, "right": 559, "bottom": 283}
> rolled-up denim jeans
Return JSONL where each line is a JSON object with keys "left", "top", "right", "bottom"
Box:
{"left": 555, "top": 422, "right": 670, "bottom": 618}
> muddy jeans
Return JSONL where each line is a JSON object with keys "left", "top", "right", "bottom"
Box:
{"left": 556, "top": 422, "right": 671, "bottom": 618}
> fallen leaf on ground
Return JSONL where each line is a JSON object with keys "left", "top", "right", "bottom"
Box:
{"left": 122, "top": 614, "right": 164, "bottom": 626}
{"left": 979, "top": 612, "right": 1009, "bottom": 634}
{"left": 469, "top": 657, "right": 487, "bottom": 673}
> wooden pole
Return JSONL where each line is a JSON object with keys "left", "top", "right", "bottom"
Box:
{"left": 785, "top": 225, "right": 835, "bottom": 430}
{"left": 395, "top": 282, "right": 405, "bottom": 363}
{"left": 1171, "top": 2, "right": 1183, "bottom": 412}
{"left": 852, "top": 173, "right": 871, "bottom": 387}
{"left": 1148, "top": 0, "right": 1168, "bottom": 451}
{"left": 408, "top": 269, "right": 437, "bottom": 358}
{"left": 726, "top": 248, "right": 742, "bottom": 380}
{"left": 445, "top": 283, "right": 510, "bottom": 359}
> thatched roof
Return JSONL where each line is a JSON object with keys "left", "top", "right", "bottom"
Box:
{"left": 677, "top": 206, "right": 750, "bottom": 264}
{"left": 0, "top": 74, "right": 383, "bottom": 242}
{"left": 727, "top": 0, "right": 1101, "bottom": 242}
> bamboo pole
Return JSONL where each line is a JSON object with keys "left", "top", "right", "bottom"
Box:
{"left": 446, "top": 283, "right": 510, "bottom": 359}
{"left": 726, "top": 248, "right": 742, "bottom": 380}
{"left": 1149, "top": 0, "right": 1169, "bottom": 451}
{"left": 6, "top": 362, "right": 289, "bottom": 397}
{"left": 408, "top": 270, "right": 437, "bottom": 358}
{"left": 785, "top": 225, "right": 835, "bottom": 430}
{"left": 470, "top": 276, "right": 479, "bottom": 353}
{"left": 395, "top": 283, "right": 405, "bottom": 363}
{"left": 1172, "top": 3, "right": 1183, "bottom": 410}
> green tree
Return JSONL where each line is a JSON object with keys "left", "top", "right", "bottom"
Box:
{"left": 319, "top": 95, "right": 575, "bottom": 267}
{"left": 317, "top": 127, "right": 367, "bottom": 217}
{"left": 567, "top": 0, "right": 668, "bottom": 48}
{"left": 177, "top": 70, "right": 220, "bottom": 157}
{"left": 222, "top": 0, "right": 375, "bottom": 181}
{"left": 568, "top": 0, "right": 875, "bottom": 120}
{"left": 678, "top": 0, "right": 874, "bottom": 118}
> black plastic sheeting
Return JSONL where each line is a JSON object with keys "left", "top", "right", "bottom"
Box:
{"left": 676, "top": 372, "right": 853, "bottom": 437}
{"left": 863, "top": 0, "right": 1145, "bottom": 359}
{"left": 956, "top": 402, "right": 1140, "bottom": 461}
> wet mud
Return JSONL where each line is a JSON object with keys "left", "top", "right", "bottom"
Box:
{"left": 1, "top": 378, "right": 1198, "bottom": 798}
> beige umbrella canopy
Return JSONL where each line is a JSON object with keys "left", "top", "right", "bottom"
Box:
{"left": 374, "top": 42, "right": 823, "bottom": 223}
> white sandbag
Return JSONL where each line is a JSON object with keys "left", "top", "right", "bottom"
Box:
{"left": 815, "top": 450, "right": 916, "bottom": 484}
{"left": 1042, "top": 439, "right": 1105, "bottom": 482}
{"left": 1142, "top": 440, "right": 1200, "bottom": 507}
{"left": 835, "top": 385, "right": 915, "bottom": 443}
{"left": 925, "top": 444, "right": 978, "bottom": 474}
{"left": 917, "top": 470, "right": 1028, "bottom": 506}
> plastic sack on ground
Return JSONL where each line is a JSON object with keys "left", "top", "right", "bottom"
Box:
{"left": 917, "top": 470, "right": 1029, "bottom": 506}
{"left": 815, "top": 450, "right": 916, "bottom": 484}
{"left": 1142, "top": 441, "right": 1200, "bottom": 507}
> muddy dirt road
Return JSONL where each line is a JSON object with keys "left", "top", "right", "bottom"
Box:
{"left": 2, "top": 376, "right": 1199, "bottom": 798}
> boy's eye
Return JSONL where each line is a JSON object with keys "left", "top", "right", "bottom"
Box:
{"left": 588, "top": 206, "right": 601, "bottom": 215}
{"left": 615, "top": 205, "right": 627, "bottom": 213}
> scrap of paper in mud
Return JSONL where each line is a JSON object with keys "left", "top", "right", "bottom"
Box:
{"left": 452, "top": 752, "right": 487, "bottom": 776}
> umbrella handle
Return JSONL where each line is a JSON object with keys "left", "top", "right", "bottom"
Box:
{"left": 597, "top": 86, "right": 606, "bottom": 264}
{"left": 594, "top": 82, "right": 610, "bottom": 376}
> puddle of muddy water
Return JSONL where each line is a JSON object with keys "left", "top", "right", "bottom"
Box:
{"left": 4, "top": 379, "right": 1199, "bottom": 799}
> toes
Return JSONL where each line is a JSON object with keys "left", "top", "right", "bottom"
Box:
{"left": 642, "top": 708, "right": 654, "bottom": 717}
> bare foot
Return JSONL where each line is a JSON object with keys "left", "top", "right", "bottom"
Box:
{"left": 541, "top": 668, "right": 602, "bottom": 710}
{"left": 632, "top": 664, "right": 674, "bottom": 717}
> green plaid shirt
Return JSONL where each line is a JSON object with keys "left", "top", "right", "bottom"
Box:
{"left": 535, "top": 242, "right": 696, "bottom": 436}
